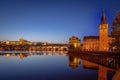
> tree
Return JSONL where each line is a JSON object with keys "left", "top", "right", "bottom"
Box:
{"left": 111, "top": 11, "right": 120, "bottom": 52}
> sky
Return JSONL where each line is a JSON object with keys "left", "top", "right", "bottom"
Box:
{"left": 0, "top": 0, "right": 120, "bottom": 43}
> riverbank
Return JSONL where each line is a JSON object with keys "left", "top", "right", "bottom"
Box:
{"left": 68, "top": 50, "right": 120, "bottom": 55}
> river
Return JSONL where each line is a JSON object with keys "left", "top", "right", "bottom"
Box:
{"left": 0, "top": 51, "right": 119, "bottom": 80}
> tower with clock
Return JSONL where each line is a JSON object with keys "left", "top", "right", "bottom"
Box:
{"left": 99, "top": 11, "right": 109, "bottom": 51}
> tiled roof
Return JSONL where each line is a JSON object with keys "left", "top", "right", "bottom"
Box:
{"left": 83, "top": 36, "right": 99, "bottom": 40}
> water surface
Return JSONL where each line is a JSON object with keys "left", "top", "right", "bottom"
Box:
{"left": 0, "top": 51, "right": 117, "bottom": 80}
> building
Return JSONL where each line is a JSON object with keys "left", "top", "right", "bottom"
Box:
{"left": 82, "top": 36, "right": 99, "bottom": 51}
{"left": 5, "top": 40, "right": 19, "bottom": 45}
{"left": 82, "top": 11, "right": 114, "bottom": 51}
{"left": 99, "top": 12, "right": 109, "bottom": 51}
{"left": 69, "top": 36, "right": 81, "bottom": 49}
{"left": 5, "top": 38, "right": 28, "bottom": 45}
{"left": 5, "top": 38, "right": 41, "bottom": 46}
{"left": 19, "top": 38, "right": 28, "bottom": 45}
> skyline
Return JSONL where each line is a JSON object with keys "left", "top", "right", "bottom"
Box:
{"left": 0, "top": 0, "right": 120, "bottom": 43}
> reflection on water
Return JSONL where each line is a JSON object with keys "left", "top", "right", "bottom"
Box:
{"left": 68, "top": 52, "right": 120, "bottom": 80}
{"left": 68, "top": 55, "right": 81, "bottom": 69}
{"left": 0, "top": 51, "right": 68, "bottom": 59}
{"left": 83, "top": 60, "right": 115, "bottom": 80}
{"left": 0, "top": 51, "right": 119, "bottom": 80}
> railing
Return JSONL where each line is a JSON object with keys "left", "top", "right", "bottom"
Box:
{"left": 68, "top": 52, "right": 120, "bottom": 70}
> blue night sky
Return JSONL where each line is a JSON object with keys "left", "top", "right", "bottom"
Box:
{"left": 0, "top": 0, "right": 120, "bottom": 43}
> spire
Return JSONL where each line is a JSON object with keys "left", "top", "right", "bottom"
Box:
{"left": 101, "top": 10, "right": 107, "bottom": 24}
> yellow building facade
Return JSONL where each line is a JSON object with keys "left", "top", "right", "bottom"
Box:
{"left": 5, "top": 38, "right": 29, "bottom": 45}
{"left": 82, "top": 36, "right": 99, "bottom": 51}
{"left": 99, "top": 12, "right": 109, "bottom": 51}
{"left": 69, "top": 36, "right": 81, "bottom": 49}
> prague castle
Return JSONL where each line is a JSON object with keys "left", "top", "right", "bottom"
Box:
{"left": 82, "top": 11, "right": 114, "bottom": 51}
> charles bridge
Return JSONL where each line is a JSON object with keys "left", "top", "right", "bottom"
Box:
{"left": 29, "top": 44, "right": 68, "bottom": 51}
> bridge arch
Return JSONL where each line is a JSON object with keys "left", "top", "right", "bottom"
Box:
{"left": 29, "top": 45, "right": 68, "bottom": 51}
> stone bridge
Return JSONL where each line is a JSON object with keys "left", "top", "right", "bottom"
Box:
{"left": 29, "top": 44, "right": 68, "bottom": 51}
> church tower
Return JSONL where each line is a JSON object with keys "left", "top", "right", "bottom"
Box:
{"left": 99, "top": 11, "right": 109, "bottom": 51}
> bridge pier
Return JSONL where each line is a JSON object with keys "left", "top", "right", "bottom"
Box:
{"left": 29, "top": 45, "right": 68, "bottom": 51}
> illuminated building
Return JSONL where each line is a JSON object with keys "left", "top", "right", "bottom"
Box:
{"left": 5, "top": 40, "right": 20, "bottom": 45}
{"left": 6, "top": 40, "right": 10, "bottom": 45}
{"left": 4, "top": 38, "right": 47, "bottom": 46}
{"left": 82, "top": 36, "right": 99, "bottom": 51}
{"left": 82, "top": 11, "right": 114, "bottom": 51}
{"left": 5, "top": 38, "right": 34, "bottom": 45}
{"left": 19, "top": 38, "right": 28, "bottom": 45}
{"left": 99, "top": 11, "right": 109, "bottom": 51}
{"left": 69, "top": 36, "right": 81, "bottom": 49}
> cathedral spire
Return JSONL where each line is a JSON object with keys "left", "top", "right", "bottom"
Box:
{"left": 101, "top": 10, "right": 107, "bottom": 24}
